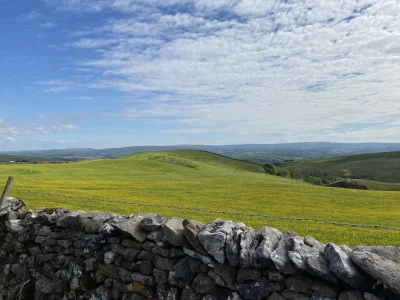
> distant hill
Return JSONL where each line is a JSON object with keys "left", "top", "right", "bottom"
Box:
{"left": 0, "top": 154, "right": 60, "bottom": 163}
{"left": 278, "top": 151, "right": 400, "bottom": 191}
{"left": 2, "top": 142, "right": 400, "bottom": 162}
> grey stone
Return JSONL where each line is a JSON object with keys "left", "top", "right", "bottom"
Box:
{"left": 183, "top": 219, "right": 208, "bottom": 255}
{"left": 310, "top": 280, "right": 341, "bottom": 299}
{"left": 170, "top": 248, "right": 185, "bottom": 258}
{"left": 208, "top": 269, "right": 228, "bottom": 287}
{"left": 79, "top": 212, "right": 114, "bottom": 233}
{"left": 57, "top": 239, "right": 72, "bottom": 248}
{"left": 213, "top": 263, "right": 238, "bottom": 287}
{"left": 193, "top": 273, "right": 216, "bottom": 294}
{"left": 227, "top": 292, "right": 243, "bottom": 300}
{"left": 271, "top": 231, "right": 300, "bottom": 275}
{"left": 264, "top": 282, "right": 284, "bottom": 293}
{"left": 104, "top": 251, "right": 115, "bottom": 264}
{"left": 157, "top": 285, "right": 180, "bottom": 300}
{"left": 163, "top": 217, "right": 186, "bottom": 247}
{"left": 98, "top": 264, "right": 122, "bottom": 279}
{"left": 310, "top": 294, "right": 334, "bottom": 300}
{"left": 56, "top": 211, "right": 82, "bottom": 228}
{"left": 325, "top": 243, "right": 374, "bottom": 291}
{"left": 139, "top": 260, "right": 154, "bottom": 276}
{"left": 281, "top": 289, "right": 311, "bottom": 300}
{"left": 11, "top": 263, "right": 30, "bottom": 280}
{"left": 154, "top": 269, "right": 169, "bottom": 285}
{"left": 36, "top": 253, "right": 56, "bottom": 265}
{"left": 113, "top": 216, "right": 147, "bottom": 243}
{"left": 154, "top": 255, "right": 175, "bottom": 271}
{"left": 202, "top": 296, "right": 217, "bottom": 300}
{"left": 6, "top": 220, "right": 27, "bottom": 234}
{"left": 140, "top": 214, "right": 168, "bottom": 232}
{"left": 36, "top": 274, "right": 54, "bottom": 294}
{"left": 237, "top": 268, "right": 261, "bottom": 284}
{"left": 364, "top": 293, "right": 384, "bottom": 300}
{"left": 238, "top": 281, "right": 265, "bottom": 300}
{"left": 169, "top": 257, "right": 193, "bottom": 288}
{"left": 265, "top": 270, "right": 285, "bottom": 282}
{"left": 131, "top": 273, "right": 155, "bottom": 286}
{"left": 338, "top": 291, "right": 365, "bottom": 300}
{"left": 225, "top": 223, "right": 246, "bottom": 266}
{"left": 121, "top": 239, "right": 142, "bottom": 249}
{"left": 35, "top": 235, "right": 47, "bottom": 243}
{"left": 33, "top": 225, "right": 52, "bottom": 236}
{"left": 181, "top": 286, "right": 202, "bottom": 300}
{"left": 284, "top": 276, "right": 313, "bottom": 294}
{"left": 351, "top": 246, "right": 400, "bottom": 296}
{"left": 199, "top": 220, "right": 237, "bottom": 264}
{"left": 138, "top": 250, "right": 154, "bottom": 261}
{"left": 148, "top": 229, "right": 166, "bottom": 244}
{"left": 70, "top": 276, "right": 81, "bottom": 290}
{"left": 253, "top": 226, "right": 282, "bottom": 268}
{"left": 108, "top": 237, "right": 121, "bottom": 244}
{"left": 288, "top": 236, "right": 337, "bottom": 283}
{"left": 85, "top": 258, "right": 96, "bottom": 272}
{"left": 267, "top": 292, "right": 286, "bottom": 300}
{"left": 152, "top": 246, "right": 171, "bottom": 257}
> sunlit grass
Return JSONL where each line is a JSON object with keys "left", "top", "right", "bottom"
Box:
{"left": 1, "top": 150, "right": 399, "bottom": 247}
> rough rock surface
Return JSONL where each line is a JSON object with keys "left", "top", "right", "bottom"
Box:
{"left": 351, "top": 246, "right": 400, "bottom": 295}
{"left": 183, "top": 219, "right": 208, "bottom": 255}
{"left": 162, "top": 217, "right": 186, "bottom": 247}
{"left": 271, "top": 231, "right": 300, "bottom": 275}
{"left": 240, "top": 226, "right": 282, "bottom": 268}
{"left": 325, "top": 243, "right": 375, "bottom": 291}
{"left": 0, "top": 197, "right": 398, "bottom": 300}
{"left": 198, "top": 220, "right": 235, "bottom": 263}
{"left": 113, "top": 216, "right": 147, "bottom": 243}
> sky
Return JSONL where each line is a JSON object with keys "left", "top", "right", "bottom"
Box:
{"left": 1, "top": 0, "right": 400, "bottom": 151}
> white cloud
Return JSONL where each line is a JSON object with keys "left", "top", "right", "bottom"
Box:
{"left": 0, "top": 118, "right": 79, "bottom": 136}
{"left": 6, "top": 137, "right": 16, "bottom": 143}
{"left": 40, "top": 22, "right": 56, "bottom": 28}
{"left": 18, "top": 11, "right": 43, "bottom": 21}
{"left": 39, "top": 0, "right": 400, "bottom": 142}
{"left": 35, "top": 80, "right": 74, "bottom": 92}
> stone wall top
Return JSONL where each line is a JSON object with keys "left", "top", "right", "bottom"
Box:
{"left": 0, "top": 197, "right": 399, "bottom": 300}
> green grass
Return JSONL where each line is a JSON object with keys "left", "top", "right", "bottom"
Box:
{"left": 1, "top": 149, "right": 399, "bottom": 247}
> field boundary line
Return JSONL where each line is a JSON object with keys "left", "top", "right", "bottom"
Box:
{"left": 9, "top": 187, "right": 400, "bottom": 231}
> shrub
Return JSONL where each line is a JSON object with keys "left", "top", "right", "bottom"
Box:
{"left": 263, "top": 163, "right": 279, "bottom": 175}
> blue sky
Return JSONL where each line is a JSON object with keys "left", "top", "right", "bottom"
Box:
{"left": 1, "top": 0, "right": 400, "bottom": 150}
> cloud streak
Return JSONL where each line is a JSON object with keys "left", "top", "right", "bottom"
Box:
{"left": 37, "top": 0, "right": 400, "bottom": 143}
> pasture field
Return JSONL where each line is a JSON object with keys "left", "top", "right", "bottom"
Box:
{"left": 1, "top": 150, "right": 399, "bottom": 247}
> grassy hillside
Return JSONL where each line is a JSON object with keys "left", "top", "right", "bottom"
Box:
{"left": 0, "top": 150, "right": 398, "bottom": 246}
{"left": 353, "top": 179, "right": 400, "bottom": 191}
{"left": 278, "top": 152, "right": 400, "bottom": 189}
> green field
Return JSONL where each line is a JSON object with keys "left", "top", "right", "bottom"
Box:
{"left": 1, "top": 150, "right": 399, "bottom": 246}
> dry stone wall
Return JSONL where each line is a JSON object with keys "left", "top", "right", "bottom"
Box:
{"left": 0, "top": 197, "right": 399, "bottom": 300}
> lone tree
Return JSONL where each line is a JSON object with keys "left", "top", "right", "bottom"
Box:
{"left": 263, "top": 162, "right": 278, "bottom": 175}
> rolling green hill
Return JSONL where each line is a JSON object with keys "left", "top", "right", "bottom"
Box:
{"left": 0, "top": 149, "right": 399, "bottom": 246}
{"left": 278, "top": 151, "right": 400, "bottom": 190}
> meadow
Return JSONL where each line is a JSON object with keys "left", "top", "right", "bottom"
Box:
{"left": 1, "top": 150, "right": 399, "bottom": 247}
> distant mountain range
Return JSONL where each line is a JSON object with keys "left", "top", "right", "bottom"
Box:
{"left": 2, "top": 142, "right": 400, "bottom": 162}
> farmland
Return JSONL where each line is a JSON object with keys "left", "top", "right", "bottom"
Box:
{"left": 1, "top": 150, "right": 399, "bottom": 247}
